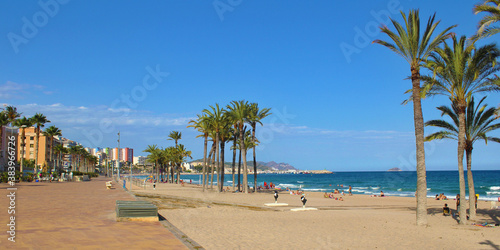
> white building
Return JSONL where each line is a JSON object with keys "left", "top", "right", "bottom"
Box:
{"left": 133, "top": 156, "right": 147, "bottom": 165}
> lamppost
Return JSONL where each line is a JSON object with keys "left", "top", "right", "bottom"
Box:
{"left": 20, "top": 125, "right": 27, "bottom": 174}
{"left": 117, "top": 132, "right": 120, "bottom": 180}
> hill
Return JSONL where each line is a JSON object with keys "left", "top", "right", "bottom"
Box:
{"left": 189, "top": 159, "right": 297, "bottom": 171}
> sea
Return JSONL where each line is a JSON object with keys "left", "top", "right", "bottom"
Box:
{"left": 138, "top": 170, "right": 500, "bottom": 201}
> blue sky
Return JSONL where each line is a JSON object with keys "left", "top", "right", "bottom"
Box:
{"left": 1, "top": 0, "right": 499, "bottom": 171}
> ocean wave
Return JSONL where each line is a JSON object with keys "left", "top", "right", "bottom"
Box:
{"left": 490, "top": 186, "right": 500, "bottom": 190}
{"left": 370, "top": 187, "right": 380, "bottom": 190}
{"left": 277, "top": 183, "right": 300, "bottom": 189}
{"left": 486, "top": 191, "right": 500, "bottom": 195}
{"left": 355, "top": 187, "right": 369, "bottom": 190}
{"left": 297, "top": 181, "right": 304, "bottom": 183}
{"left": 303, "top": 188, "right": 328, "bottom": 192}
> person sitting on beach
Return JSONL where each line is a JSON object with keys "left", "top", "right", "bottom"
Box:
{"left": 435, "top": 194, "right": 440, "bottom": 200}
{"left": 334, "top": 189, "right": 340, "bottom": 194}
{"left": 324, "top": 192, "right": 329, "bottom": 198}
{"left": 339, "top": 197, "right": 344, "bottom": 201}
{"left": 443, "top": 204, "right": 450, "bottom": 216}
{"left": 441, "top": 193, "right": 447, "bottom": 200}
{"left": 380, "top": 191, "right": 385, "bottom": 197}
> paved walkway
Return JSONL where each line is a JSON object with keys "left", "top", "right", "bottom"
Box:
{"left": 0, "top": 177, "right": 188, "bottom": 249}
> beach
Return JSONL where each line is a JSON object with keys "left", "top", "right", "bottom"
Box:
{"left": 2, "top": 178, "right": 498, "bottom": 249}
{"left": 132, "top": 181, "right": 500, "bottom": 249}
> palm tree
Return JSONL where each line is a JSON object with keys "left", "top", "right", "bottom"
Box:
{"left": 31, "top": 113, "right": 50, "bottom": 172}
{"left": 53, "top": 144, "right": 66, "bottom": 172}
{"left": 13, "top": 117, "right": 33, "bottom": 173}
{"left": 43, "top": 125, "right": 62, "bottom": 172}
{"left": 0, "top": 112, "right": 10, "bottom": 167}
{"left": 421, "top": 36, "right": 500, "bottom": 224}
{"left": 203, "top": 104, "right": 226, "bottom": 192}
{"left": 474, "top": 0, "right": 500, "bottom": 39}
{"left": 175, "top": 144, "right": 192, "bottom": 183}
{"left": 4, "top": 106, "right": 21, "bottom": 126}
{"left": 247, "top": 103, "right": 271, "bottom": 192}
{"left": 144, "top": 145, "right": 161, "bottom": 181}
{"left": 168, "top": 131, "right": 182, "bottom": 147}
{"left": 188, "top": 114, "right": 211, "bottom": 191}
{"left": 2, "top": 106, "right": 21, "bottom": 167}
{"left": 217, "top": 114, "right": 231, "bottom": 192}
{"left": 227, "top": 100, "right": 251, "bottom": 193}
{"left": 373, "top": 9, "right": 456, "bottom": 226}
{"left": 229, "top": 127, "right": 238, "bottom": 191}
{"left": 426, "top": 97, "right": 500, "bottom": 220}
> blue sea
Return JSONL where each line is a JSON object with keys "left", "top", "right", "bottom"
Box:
{"left": 139, "top": 170, "right": 500, "bottom": 201}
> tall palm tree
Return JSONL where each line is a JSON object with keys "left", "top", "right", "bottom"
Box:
{"left": 144, "top": 145, "right": 161, "bottom": 180}
{"left": 247, "top": 103, "right": 271, "bottom": 192}
{"left": 374, "top": 9, "right": 456, "bottom": 226}
{"left": 5, "top": 106, "right": 21, "bottom": 127}
{"left": 31, "top": 113, "right": 50, "bottom": 172}
{"left": 53, "top": 144, "right": 66, "bottom": 172}
{"left": 2, "top": 106, "right": 21, "bottom": 167}
{"left": 43, "top": 125, "right": 62, "bottom": 172}
{"left": 474, "top": 0, "right": 500, "bottom": 39}
{"left": 68, "top": 145, "right": 79, "bottom": 172}
{"left": 203, "top": 104, "right": 225, "bottom": 192}
{"left": 168, "top": 131, "right": 182, "bottom": 147}
{"left": 217, "top": 114, "right": 231, "bottom": 192}
{"left": 13, "top": 117, "right": 33, "bottom": 173}
{"left": 0, "top": 112, "right": 10, "bottom": 167}
{"left": 421, "top": 36, "right": 500, "bottom": 224}
{"left": 227, "top": 100, "right": 251, "bottom": 193}
{"left": 188, "top": 114, "right": 211, "bottom": 191}
{"left": 175, "top": 144, "right": 192, "bottom": 183}
{"left": 426, "top": 97, "right": 500, "bottom": 220}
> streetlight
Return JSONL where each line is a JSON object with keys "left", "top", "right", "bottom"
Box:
{"left": 20, "top": 125, "right": 27, "bottom": 174}
{"left": 117, "top": 132, "right": 120, "bottom": 180}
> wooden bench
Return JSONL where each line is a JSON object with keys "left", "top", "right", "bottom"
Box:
{"left": 106, "top": 181, "right": 113, "bottom": 189}
{"left": 115, "top": 200, "right": 158, "bottom": 222}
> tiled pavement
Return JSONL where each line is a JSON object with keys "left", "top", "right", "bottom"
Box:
{"left": 0, "top": 177, "right": 188, "bottom": 249}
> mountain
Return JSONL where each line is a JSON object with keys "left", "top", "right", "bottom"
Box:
{"left": 388, "top": 167, "right": 402, "bottom": 172}
{"left": 189, "top": 159, "right": 297, "bottom": 171}
{"left": 257, "top": 161, "right": 297, "bottom": 171}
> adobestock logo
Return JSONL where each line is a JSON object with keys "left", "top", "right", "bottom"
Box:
{"left": 7, "top": 0, "right": 70, "bottom": 54}
{"left": 339, "top": 0, "right": 403, "bottom": 63}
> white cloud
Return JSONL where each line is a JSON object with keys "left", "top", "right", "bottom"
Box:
{"left": 0, "top": 81, "right": 47, "bottom": 99}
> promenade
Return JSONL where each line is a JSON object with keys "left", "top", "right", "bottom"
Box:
{"left": 0, "top": 177, "right": 188, "bottom": 249}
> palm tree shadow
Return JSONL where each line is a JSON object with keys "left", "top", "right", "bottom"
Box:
{"left": 479, "top": 240, "right": 499, "bottom": 250}
{"left": 426, "top": 207, "right": 460, "bottom": 223}
{"left": 476, "top": 209, "right": 500, "bottom": 224}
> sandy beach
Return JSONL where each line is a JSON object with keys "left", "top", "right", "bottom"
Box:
{"left": 132, "top": 181, "right": 500, "bottom": 250}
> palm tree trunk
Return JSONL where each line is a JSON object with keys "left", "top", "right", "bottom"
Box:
{"left": 232, "top": 138, "right": 236, "bottom": 192}
{"left": 252, "top": 125, "right": 257, "bottom": 193}
{"left": 220, "top": 140, "right": 225, "bottom": 192}
{"left": 211, "top": 146, "right": 215, "bottom": 189}
{"left": 240, "top": 127, "right": 248, "bottom": 193}
{"left": 176, "top": 163, "right": 181, "bottom": 184}
{"left": 238, "top": 146, "right": 241, "bottom": 192}
{"left": 466, "top": 147, "right": 476, "bottom": 221}
{"left": 215, "top": 132, "right": 220, "bottom": 192}
{"left": 457, "top": 108, "right": 467, "bottom": 224}
{"left": 202, "top": 135, "right": 208, "bottom": 191}
{"left": 411, "top": 70, "right": 428, "bottom": 226}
